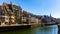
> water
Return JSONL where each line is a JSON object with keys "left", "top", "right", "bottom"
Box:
{"left": 0, "top": 25, "right": 58, "bottom": 34}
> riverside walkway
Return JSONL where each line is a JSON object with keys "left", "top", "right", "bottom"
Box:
{"left": 0, "top": 22, "right": 58, "bottom": 27}
{"left": 0, "top": 24, "right": 32, "bottom": 27}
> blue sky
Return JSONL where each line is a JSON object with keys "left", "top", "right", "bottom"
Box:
{"left": 0, "top": 0, "right": 60, "bottom": 18}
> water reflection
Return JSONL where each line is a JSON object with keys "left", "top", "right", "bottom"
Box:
{"left": 0, "top": 25, "right": 58, "bottom": 34}
{"left": 36, "top": 25, "right": 58, "bottom": 34}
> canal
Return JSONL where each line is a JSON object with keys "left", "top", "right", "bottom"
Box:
{"left": 0, "top": 25, "right": 58, "bottom": 34}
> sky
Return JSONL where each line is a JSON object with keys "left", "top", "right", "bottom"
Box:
{"left": 0, "top": 0, "right": 60, "bottom": 18}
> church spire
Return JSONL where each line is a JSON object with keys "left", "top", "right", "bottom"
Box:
{"left": 50, "top": 13, "right": 51, "bottom": 18}
{"left": 50, "top": 13, "right": 51, "bottom": 17}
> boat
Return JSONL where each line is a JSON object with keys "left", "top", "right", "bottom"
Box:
{"left": 44, "top": 22, "right": 58, "bottom": 26}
